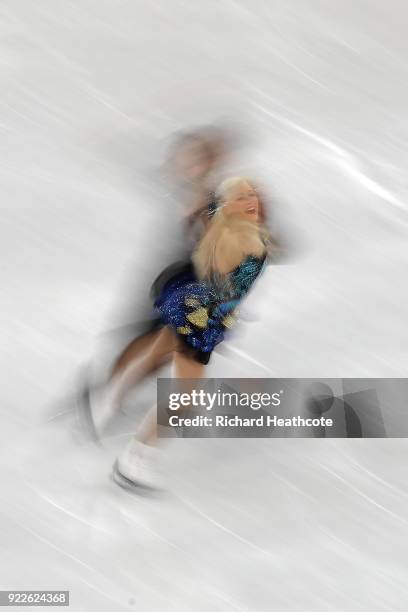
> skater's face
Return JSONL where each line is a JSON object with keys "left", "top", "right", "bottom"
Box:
{"left": 172, "top": 140, "right": 213, "bottom": 182}
{"left": 223, "top": 181, "right": 259, "bottom": 222}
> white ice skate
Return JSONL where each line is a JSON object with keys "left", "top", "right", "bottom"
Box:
{"left": 112, "top": 437, "right": 162, "bottom": 491}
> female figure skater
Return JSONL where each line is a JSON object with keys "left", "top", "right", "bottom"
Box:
{"left": 104, "top": 176, "right": 277, "bottom": 489}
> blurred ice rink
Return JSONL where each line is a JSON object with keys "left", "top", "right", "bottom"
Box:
{"left": 1, "top": 1, "right": 408, "bottom": 610}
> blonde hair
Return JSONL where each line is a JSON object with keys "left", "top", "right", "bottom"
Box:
{"left": 193, "top": 177, "right": 267, "bottom": 279}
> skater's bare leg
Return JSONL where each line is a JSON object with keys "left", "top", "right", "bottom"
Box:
{"left": 110, "top": 328, "right": 171, "bottom": 381}
{"left": 86, "top": 327, "right": 179, "bottom": 436}
{"left": 112, "top": 326, "right": 179, "bottom": 407}
{"left": 172, "top": 346, "right": 206, "bottom": 379}
{"left": 113, "top": 339, "right": 206, "bottom": 489}
{"left": 135, "top": 343, "right": 205, "bottom": 446}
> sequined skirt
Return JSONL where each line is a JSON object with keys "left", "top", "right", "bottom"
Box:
{"left": 152, "top": 261, "right": 229, "bottom": 362}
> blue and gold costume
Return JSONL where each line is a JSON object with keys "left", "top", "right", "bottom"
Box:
{"left": 154, "top": 254, "right": 266, "bottom": 361}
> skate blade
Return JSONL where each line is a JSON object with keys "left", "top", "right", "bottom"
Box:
{"left": 75, "top": 382, "right": 102, "bottom": 446}
{"left": 111, "top": 461, "right": 162, "bottom": 497}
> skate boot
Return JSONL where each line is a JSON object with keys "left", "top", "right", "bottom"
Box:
{"left": 112, "top": 437, "right": 162, "bottom": 491}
